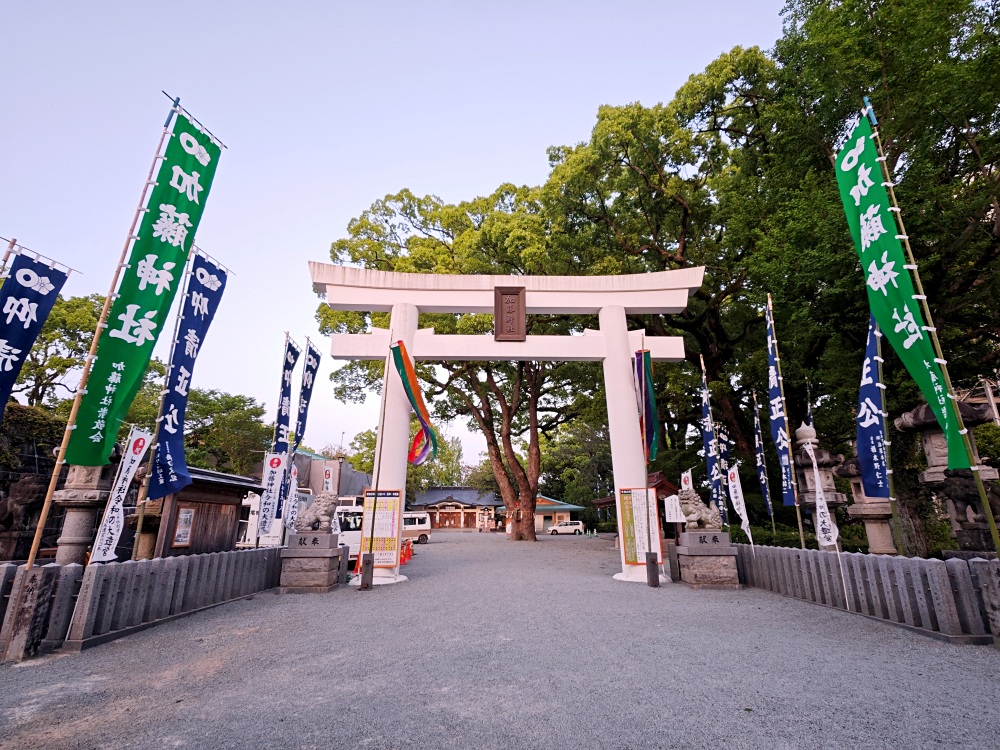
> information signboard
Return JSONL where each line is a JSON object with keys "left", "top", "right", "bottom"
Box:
{"left": 361, "top": 489, "right": 403, "bottom": 569}
{"left": 619, "top": 488, "right": 662, "bottom": 565}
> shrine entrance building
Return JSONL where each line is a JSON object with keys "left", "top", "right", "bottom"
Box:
{"left": 310, "top": 263, "right": 705, "bottom": 582}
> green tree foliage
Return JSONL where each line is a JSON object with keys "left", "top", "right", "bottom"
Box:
{"left": 537, "top": 421, "right": 613, "bottom": 505}
{"left": 14, "top": 294, "right": 101, "bottom": 406}
{"left": 184, "top": 389, "right": 273, "bottom": 476}
{"left": 346, "top": 424, "right": 464, "bottom": 500}
{"left": 0, "top": 403, "right": 64, "bottom": 479}
{"left": 319, "top": 185, "right": 593, "bottom": 540}
{"left": 321, "top": 0, "right": 999, "bottom": 552}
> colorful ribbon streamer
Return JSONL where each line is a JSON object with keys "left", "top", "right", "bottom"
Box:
{"left": 390, "top": 340, "right": 439, "bottom": 465}
{"left": 634, "top": 349, "right": 659, "bottom": 462}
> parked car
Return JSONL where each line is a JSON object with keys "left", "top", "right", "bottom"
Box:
{"left": 548, "top": 520, "right": 584, "bottom": 535}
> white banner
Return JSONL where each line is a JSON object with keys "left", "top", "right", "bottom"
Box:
{"left": 91, "top": 427, "right": 153, "bottom": 562}
{"left": 284, "top": 462, "right": 300, "bottom": 530}
{"left": 680, "top": 469, "right": 693, "bottom": 492}
{"left": 663, "top": 494, "right": 685, "bottom": 523}
{"left": 323, "top": 466, "right": 333, "bottom": 492}
{"left": 726, "top": 464, "right": 754, "bottom": 547}
{"left": 804, "top": 442, "right": 838, "bottom": 547}
{"left": 258, "top": 452, "right": 286, "bottom": 536}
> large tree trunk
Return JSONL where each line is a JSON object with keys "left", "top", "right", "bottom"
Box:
{"left": 510, "top": 491, "right": 537, "bottom": 541}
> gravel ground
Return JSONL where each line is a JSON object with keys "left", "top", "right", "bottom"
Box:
{"left": 2, "top": 531, "right": 999, "bottom": 750}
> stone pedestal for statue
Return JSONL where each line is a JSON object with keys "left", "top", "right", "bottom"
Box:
{"left": 792, "top": 422, "right": 848, "bottom": 551}
{"left": 675, "top": 531, "right": 739, "bottom": 589}
{"left": 835, "top": 458, "right": 897, "bottom": 555}
{"left": 53, "top": 460, "right": 119, "bottom": 565}
{"left": 279, "top": 532, "right": 343, "bottom": 594}
{"left": 895, "top": 402, "right": 999, "bottom": 552}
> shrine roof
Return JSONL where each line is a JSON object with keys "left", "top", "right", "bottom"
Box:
{"left": 413, "top": 486, "right": 503, "bottom": 507}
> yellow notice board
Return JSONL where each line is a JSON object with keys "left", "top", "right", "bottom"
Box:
{"left": 361, "top": 489, "right": 402, "bottom": 568}
{"left": 619, "top": 488, "right": 662, "bottom": 565}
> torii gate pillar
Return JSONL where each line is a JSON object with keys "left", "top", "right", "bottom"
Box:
{"left": 600, "top": 305, "right": 654, "bottom": 582}
{"left": 372, "top": 303, "right": 418, "bottom": 492}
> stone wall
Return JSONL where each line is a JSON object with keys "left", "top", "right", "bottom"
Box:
{"left": 735, "top": 544, "right": 1000, "bottom": 646}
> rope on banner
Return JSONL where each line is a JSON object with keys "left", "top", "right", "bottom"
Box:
{"left": 162, "top": 91, "right": 228, "bottom": 149}
{"left": 0, "top": 236, "right": 81, "bottom": 275}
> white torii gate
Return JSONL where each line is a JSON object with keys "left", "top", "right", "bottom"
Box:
{"left": 310, "top": 262, "right": 705, "bottom": 582}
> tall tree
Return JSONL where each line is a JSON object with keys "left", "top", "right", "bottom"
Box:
{"left": 13, "top": 294, "right": 101, "bottom": 406}
{"left": 320, "top": 186, "right": 592, "bottom": 540}
{"left": 184, "top": 389, "right": 273, "bottom": 476}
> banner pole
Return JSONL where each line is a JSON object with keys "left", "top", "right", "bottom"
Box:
{"left": 700, "top": 354, "right": 730, "bottom": 530}
{"left": 130, "top": 251, "right": 195, "bottom": 560}
{"left": 282, "top": 336, "right": 312, "bottom": 531}
{"left": 873, "top": 325, "right": 905, "bottom": 555}
{"left": 768, "top": 294, "right": 806, "bottom": 549}
{"left": 865, "top": 102, "right": 1000, "bottom": 553}
{"left": 20, "top": 97, "right": 181, "bottom": 578}
{"left": 258, "top": 332, "right": 290, "bottom": 549}
{"left": 1, "top": 237, "right": 15, "bottom": 273}
{"left": 752, "top": 390, "right": 777, "bottom": 536}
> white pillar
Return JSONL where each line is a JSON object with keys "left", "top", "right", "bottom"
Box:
{"left": 370, "top": 302, "right": 418, "bottom": 581}
{"left": 600, "top": 305, "right": 650, "bottom": 581}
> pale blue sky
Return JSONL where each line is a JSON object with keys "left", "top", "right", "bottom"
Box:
{"left": 1, "top": 1, "right": 787, "bottom": 463}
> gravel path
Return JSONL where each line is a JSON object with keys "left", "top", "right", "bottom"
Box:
{"left": 2, "top": 532, "right": 999, "bottom": 749}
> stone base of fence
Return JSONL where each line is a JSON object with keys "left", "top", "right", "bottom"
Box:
{"left": 735, "top": 544, "right": 999, "bottom": 646}
{"left": 60, "top": 547, "right": 282, "bottom": 653}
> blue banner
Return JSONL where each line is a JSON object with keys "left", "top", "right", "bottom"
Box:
{"left": 274, "top": 337, "right": 301, "bottom": 455}
{"left": 752, "top": 395, "right": 774, "bottom": 518}
{"left": 718, "top": 423, "right": 731, "bottom": 491}
{"left": 273, "top": 336, "right": 301, "bottom": 518}
{"left": 857, "top": 314, "right": 890, "bottom": 498}
{"left": 279, "top": 340, "right": 322, "bottom": 522}
{"left": 291, "top": 341, "right": 321, "bottom": 457}
{"left": 765, "top": 302, "right": 796, "bottom": 506}
{"left": 0, "top": 254, "right": 68, "bottom": 423}
{"left": 148, "top": 254, "right": 227, "bottom": 499}
{"left": 700, "top": 370, "right": 727, "bottom": 524}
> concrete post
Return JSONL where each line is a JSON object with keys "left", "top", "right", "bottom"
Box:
{"left": 600, "top": 305, "right": 650, "bottom": 582}
{"left": 370, "top": 302, "right": 418, "bottom": 582}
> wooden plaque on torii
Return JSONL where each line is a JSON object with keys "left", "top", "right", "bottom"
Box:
{"left": 494, "top": 286, "right": 526, "bottom": 342}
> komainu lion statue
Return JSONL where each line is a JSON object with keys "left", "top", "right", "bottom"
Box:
{"left": 678, "top": 488, "right": 722, "bottom": 530}
{"left": 295, "top": 491, "right": 340, "bottom": 532}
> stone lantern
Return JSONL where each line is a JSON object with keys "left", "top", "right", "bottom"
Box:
{"left": 894, "top": 402, "right": 999, "bottom": 552}
{"left": 52, "top": 444, "right": 122, "bottom": 565}
{"left": 834, "top": 458, "right": 897, "bottom": 555}
{"left": 792, "top": 422, "right": 848, "bottom": 550}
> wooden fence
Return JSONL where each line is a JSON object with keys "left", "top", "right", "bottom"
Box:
{"left": 734, "top": 544, "right": 1000, "bottom": 646}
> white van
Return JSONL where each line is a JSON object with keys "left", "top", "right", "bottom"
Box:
{"left": 334, "top": 505, "right": 365, "bottom": 560}
{"left": 334, "top": 507, "right": 432, "bottom": 560}
{"left": 402, "top": 512, "right": 432, "bottom": 544}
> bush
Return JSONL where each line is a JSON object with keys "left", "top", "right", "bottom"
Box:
{"left": 726, "top": 521, "right": 869, "bottom": 553}
{"left": 596, "top": 520, "right": 618, "bottom": 533}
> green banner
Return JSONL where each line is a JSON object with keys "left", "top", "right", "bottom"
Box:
{"left": 834, "top": 116, "right": 968, "bottom": 469}
{"left": 66, "top": 111, "right": 222, "bottom": 465}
